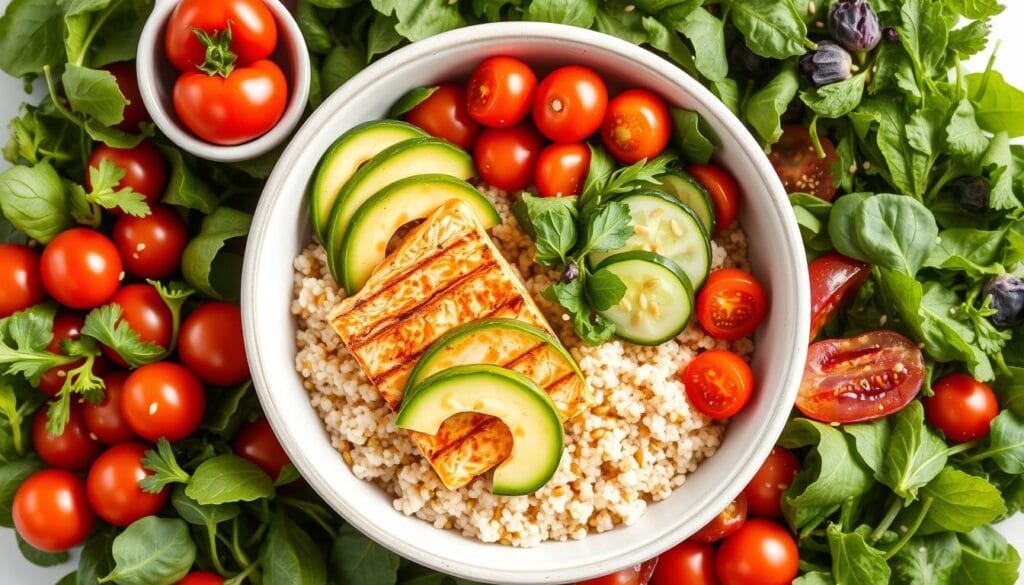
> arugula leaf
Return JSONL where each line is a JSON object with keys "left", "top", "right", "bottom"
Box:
{"left": 182, "top": 207, "right": 251, "bottom": 301}
{"left": 100, "top": 517, "right": 195, "bottom": 585}
{"left": 827, "top": 524, "right": 891, "bottom": 584}
{"left": 0, "top": 163, "right": 72, "bottom": 243}
{"left": 898, "top": 0, "right": 949, "bottom": 80}
{"left": 263, "top": 510, "right": 328, "bottom": 585}
{"left": 730, "top": 0, "right": 808, "bottom": 59}
{"left": 954, "top": 526, "right": 1021, "bottom": 585}
{"left": 85, "top": 159, "right": 150, "bottom": 217}
{"left": 525, "top": 0, "right": 596, "bottom": 27}
{"left": 967, "top": 69, "right": 1024, "bottom": 138}
{"left": 980, "top": 132, "right": 1022, "bottom": 211}
{"left": 81, "top": 304, "right": 164, "bottom": 368}
{"left": 139, "top": 438, "right": 191, "bottom": 493}
{"left": 745, "top": 63, "right": 799, "bottom": 145}
{"left": 914, "top": 467, "right": 1006, "bottom": 534}
{"left": 842, "top": 418, "right": 891, "bottom": 475}
{"left": 185, "top": 454, "right": 275, "bottom": 505}
{"left": 669, "top": 108, "right": 721, "bottom": 164}
{"left": 331, "top": 523, "right": 401, "bottom": 585}
{"left": 387, "top": 86, "right": 440, "bottom": 118}
{"left": 889, "top": 532, "right": 962, "bottom": 585}
{"left": 61, "top": 65, "right": 127, "bottom": 127}
{"left": 0, "top": 0, "right": 65, "bottom": 77}
{"left": 876, "top": 401, "right": 948, "bottom": 504}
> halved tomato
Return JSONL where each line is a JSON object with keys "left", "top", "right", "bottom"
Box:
{"left": 809, "top": 253, "right": 870, "bottom": 339}
{"left": 797, "top": 331, "right": 925, "bottom": 423}
{"left": 768, "top": 125, "right": 838, "bottom": 201}
{"left": 691, "top": 492, "right": 747, "bottom": 542}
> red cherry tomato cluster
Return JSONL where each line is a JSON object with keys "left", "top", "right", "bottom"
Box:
{"left": 403, "top": 57, "right": 673, "bottom": 196}
{"left": 165, "top": 0, "right": 288, "bottom": 145}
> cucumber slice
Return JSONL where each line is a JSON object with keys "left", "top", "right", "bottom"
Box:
{"left": 649, "top": 171, "right": 716, "bottom": 235}
{"left": 592, "top": 251, "right": 694, "bottom": 345}
{"left": 589, "top": 190, "right": 712, "bottom": 288}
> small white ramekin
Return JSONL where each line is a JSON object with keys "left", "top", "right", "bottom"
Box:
{"left": 136, "top": 0, "right": 310, "bottom": 162}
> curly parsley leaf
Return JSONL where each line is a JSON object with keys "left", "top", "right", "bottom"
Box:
{"left": 81, "top": 304, "right": 164, "bottom": 368}
{"left": 0, "top": 305, "right": 77, "bottom": 384}
{"left": 139, "top": 438, "right": 191, "bottom": 494}
{"left": 85, "top": 159, "right": 150, "bottom": 217}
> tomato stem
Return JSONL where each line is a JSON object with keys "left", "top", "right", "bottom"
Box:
{"left": 884, "top": 497, "right": 933, "bottom": 560}
{"left": 192, "top": 25, "right": 237, "bottom": 78}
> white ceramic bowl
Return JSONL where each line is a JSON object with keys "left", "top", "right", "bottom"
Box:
{"left": 136, "top": 0, "right": 310, "bottom": 162}
{"left": 242, "top": 22, "right": 809, "bottom": 584}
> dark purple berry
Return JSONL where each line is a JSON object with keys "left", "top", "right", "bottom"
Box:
{"left": 884, "top": 27, "right": 900, "bottom": 43}
{"left": 829, "top": 0, "right": 882, "bottom": 53}
{"left": 983, "top": 274, "right": 1024, "bottom": 329}
{"left": 800, "top": 41, "right": 854, "bottom": 87}
{"left": 561, "top": 263, "right": 580, "bottom": 283}
{"left": 949, "top": 176, "right": 990, "bottom": 213}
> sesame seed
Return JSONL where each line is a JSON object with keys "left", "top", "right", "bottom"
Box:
{"left": 862, "top": 161, "right": 872, "bottom": 170}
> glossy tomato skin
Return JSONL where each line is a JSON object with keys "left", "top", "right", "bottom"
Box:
{"left": 32, "top": 402, "right": 103, "bottom": 471}
{"left": 179, "top": 302, "right": 249, "bottom": 386}
{"left": 577, "top": 560, "right": 658, "bottom": 585}
{"left": 686, "top": 164, "right": 741, "bottom": 234}
{"left": 697, "top": 269, "right": 767, "bottom": 341}
{"left": 535, "top": 142, "right": 591, "bottom": 197}
{"left": 83, "top": 370, "right": 137, "bottom": 444}
{"left": 233, "top": 417, "right": 290, "bottom": 479}
{"left": 744, "top": 447, "right": 800, "bottom": 518}
{"left": 103, "top": 284, "right": 173, "bottom": 366}
{"left": 925, "top": 374, "right": 1000, "bottom": 442}
{"left": 715, "top": 520, "right": 798, "bottom": 585}
{"left": 683, "top": 350, "right": 754, "bottom": 419}
{"left": 87, "top": 442, "right": 169, "bottom": 526}
{"left": 652, "top": 541, "right": 718, "bottom": 585}
{"left": 809, "top": 253, "right": 870, "bottom": 339}
{"left": 0, "top": 244, "right": 44, "bottom": 318}
{"left": 533, "top": 66, "right": 608, "bottom": 143}
{"left": 87, "top": 141, "right": 168, "bottom": 211}
{"left": 177, "top": 572, "right": 225, "bottom": 585}
{"left": 104, "top": 62, "right": 148, "bottom": 132}
{"left": 600, "top": 89, "right": 671, "bottom": 164}
{"left": 13, "top": 469, "right": 95, "bottom": 552}
{"left": 405, "top": 84, "right": 480, "bottom": 150}
{"left": 768, "top": 124, "right": 838, "bottom": 201}
{"left": 122, "top": 362, "right": 206, "bottom": 442}
{"left": 473, "top": 124, "right": 544, "bottom": 192}
{"left": 164, "top": 0, "right": 277, "bottom": 71}
{"left": 113, "top": 205, "right": 188, "bottom": 279}
{"left": 798, "top": 330, "right": 925, "bottom": 423}
{"left": 467, "top": 56, "right": 537, "bottom": 128}
{"left": 691, "top": 493, "right": 747, "bottom": 543}
{"left": 41, "top": 229, "right": 123, "bottom": 310}
{"left": 174, "top": 60, "right": 288, "bottom": 145}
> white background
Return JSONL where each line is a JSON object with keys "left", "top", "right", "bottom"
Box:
{"left": 0, "top": 1, "right": 1022, "bottom": 583}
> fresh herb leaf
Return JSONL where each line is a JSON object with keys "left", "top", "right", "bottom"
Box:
{"left": 669, "top": 107, "right": 721, "bottom": 164}
{"left": 185, "top": 454, "right": 275, "bottom": 505}
{"left": 139, "top": 438, "right": 191, "bottom": 493}
{"left": 744, "top": 63, "right": 800, "bottom": 145}
{"left": 525, "top": 0, "right": 596, "bottom": 27}
{"left": 182, "top": 207, "right": 251, "bottom": 301}
{"left": 100, "top": 517, "right": 195, "bottom": 585}
{"left": 586, "top": 268, "right": 627, "bottom": 311}
{"left": 60, "top": 65, "right": 127, "bottom": 128}
{"left": 331, "top": 523, "right": 401, "bottom": 585}
{"left": 387, "top": 86, "right": 440, "bottom": 118}
{"left": 81, "top": 304, "right": 164, "bottom": 368}
{"left": 512, "top": 194, "right": 578, "bottom": 267}
{"left": 877, "top": 401, "right": 948, "bottom": 504}
{"left": 85, "top": 159, "right": 150, "bottom": 217}
{"left": 0, "top": 163, "right": 72, "bottom": 244}
{"left": 581, "top": 201, "right": 633, "bottom": 254}
{"left": 0, "top": 0, "right": 65, "bottom": 77}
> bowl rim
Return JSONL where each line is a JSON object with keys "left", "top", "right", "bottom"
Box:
{"left": 242, "top": 21, "right": 809, "bottom": 583}
{"left": 136, "top": 0, "right": 311, "bottom": 162}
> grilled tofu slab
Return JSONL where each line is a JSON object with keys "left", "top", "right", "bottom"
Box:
{"left": 330, "top": 199, "right": 590, "bottom": 489}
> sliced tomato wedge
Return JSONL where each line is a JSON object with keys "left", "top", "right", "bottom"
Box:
{"left": 691, "top": 492, "right": 747, "bottom": 543}
{"left": 797, "top": 331, "right": 925, "bottom": 423}
{"left": 768, "top": 125, "right": 838, "bottom": 201}
{"left": 809, "top": 253, "right": 871, "bottom": 339}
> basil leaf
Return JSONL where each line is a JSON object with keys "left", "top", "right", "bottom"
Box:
{"left": 744, "top": 63, "right": 799, "bottom": 145}
{"left": 801, "top": 73, "right": 867, "bottom": 119}
{"left": 331, "top": 523, "right": 400, "bottom": 585}
{"left": 586, "top": 269, "right": 627, "bottom": 311}
{"left": 967, "top": 70, "right": 1024, "bottom": 138}
{"left": 102, "top": 517, "right": 196, "bottom": 585}
{"left": 321, "top": 43, "right": 365, "bottom": 97}
{"left": 16, "top": 531, "right": 69, "bottom": 566}
{"left": 730, "top": 0, "right": 807, "bottom": 59}
{"left": 853, "top": 193, "right": 938, "bottom": 276}
{"left": 642, "top": 16, "right": 697, "bottom": 77}
{"left": 185, "top": 454, "right": 274, "bottom": 505}
{"left": 182, "top": 207, "right": 251, "bottom": 301}
{"left": 263, "top": 511, "right": 328, "bottom": 585}
{"left": 61, "top": 64, "right": 127, "bottom": 127}
{"left": 673, "top": 7, "right": 727, "bottom": 82}
{"left": 77, "top": 527, "right": 117, "bottom": 585}
{"left": 827, "top": 524, "right": 891, "bottom": 584}
{"left": 0, "top": 0, "right": 65, "bottom": 77}
{"left": 170, "top": 485, "right": 240, "bottom": 527}
{"left": 0, "top": 456, "right": 45, "bottom": 527}
{"left": 876, "top": 401, "right": 948, "bottom": 504}
{"left": 583, "top": 200, "right": 633, "bottom": 254}
{"left": 367, "top": 12, "right": 403, "bottom": 60}
{"left": 295, "top": 0, "right": 333, "bottom": 54}
{"left": 160, "top": 148, "right": 219, "bottom": 214}
{"left": 841, "top": 418, "right": 890, "bottom": 475}
{"left": 370, "top": 0, "right": 466, "bottom": 42}
{"left": 388, "top": 86, "right": 440, "bottom": 119}
{"left": 984, "top": 410, "right": 1024, "bottom": 474}
{"left": 525, "top": 0, "right": 596, "bottom": 27}
{"left": 889, "top": 532, "right": 962, "bottom": 585}
{"left": 954, "top": 526, "right": 1021, "bottom": 585}
{"left": 594, "top": 0, "right": 647, "bottom": 45}
{"left": 669, "top": 108, "right": 720, "bottom": 164}
{"left": 0, "top": 163, "right": 72, "bottom": 244}
{"left": 826, "top": 192, "right": 873, "bottom": 262}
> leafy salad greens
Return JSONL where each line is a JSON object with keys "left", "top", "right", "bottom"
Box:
{"left": 1, "top": 0, "right": 1023, "bottom": 584}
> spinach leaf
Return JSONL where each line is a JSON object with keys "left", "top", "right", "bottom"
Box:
{"left": 78, "top": 527, "right": 117, "bottom": 585}
{"left": 967, "top": 70, "right": 1024, "bottom": 138}
{"left": 801, "top": 73, "right": 867, "bottom": 119}
{"left": 915, "top": 467, "right": 1006, "bottom": 534}
{"left": 730, "top": 0, "right": 808, "bottom": 59}
{"left": 826, "top": 192, "right": 872, "bottom": 262}
{"left": 889, "top": 532, "right": 962, "bottom": 585}
{"left": 0, "top": 456, "right": 45, "bottom": 527}
{"left": 945, "top": 98, "right": 989, "bottom": 166}
{"left": 263, "top": 510, "right": 328, "bottom": 585}
{"left": 827, "top": 524, "right": 891, "bottom": 585}
{"left": 0, "top": 163, "right": 72, "bottom": 244}
{"left": 954, "top": 526, "right": 1021, "bottom": 585}
{"left": 673, "top": 7, "right": 728, "bottom": 82}
{"left": 101, "top": 517, "right": 196, "bottom": 585}
{"left": 744, "top": 63, "right": 799, "bottom": 145}
{"left": 982, "top": 410, "right": 1024, "bottom": 474}
{"left": 16, "top": 532, "right": 68, "bottom": 566}
{"left": 853, "top": 193, "right": 938, "bottom": 276}
{"left": 321, "top": 43, "right": 365, "bottom": 97}
{"left": 185, "top": 454, "right": 275, "bottom": 505}
{"left": 370, "top": 0, "right": 466, "bottom": 42}
{"left": 170, "top": 486, "right": 240, "bottom": 527}
{"left": 331, "top": 523, "right": 401, "bottom": 585}
{"left": 670, "top": 108, "right": 720, "bottom": 164}
{"left": 525, "top": 0, "right": 596, "bottom": 27}
{"left": 876, "top": 401, "right": 948, "bottom": 503}
{"left": 160, "top": 147, "right": 219, "bottom": 214}
{"left": 181, "top": 207, "right": 251, "bottom": 301}
{"left": 842, "top": 418, "right": 891, "bottom": 475}
{"left": 642, "top": 16, "right": 697, "bottom": 76}
{"left": 0, "top": 0, "right": 65, "bottom": 77}
{"left": 593, "top": 0, "right": 647, "bottom": 45}
{"left": 61, "top": 65, "right": 127, "bottom": 127}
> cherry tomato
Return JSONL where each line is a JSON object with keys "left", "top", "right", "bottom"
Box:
{"left": 533, "top": 65, "right": 608, "bottom": 143}
{"left": 692, "top": 493, "right": 747, "bottom": 543}
{"left": 768, "top": 124, "right": 838, "bottom": 201}
{"left": 179, "top": 302, "right": 249, "bottom": 386}
{"left": 697, "top": 269, "right": 767, "bottom": 341}
{"left": 122, "top": 362, "right": 206, "bottom": 442}
{"left": 104, "top": 62, "right": 149, "bottom": 132}
{"left": 798, "top": 330, "right": 925, "bottom": 423}
{"left": 103, "top": 284, "right": 173, "bottom": 366}
{"left": 652, "top": 541, "right": 718, "bottom": 585}
{"left": 87, "top": 141, "right": 168, "bottom": 211}
{"left": 535, "top": 142, "right": 591, "bottom": 197}
{"left": 467, "top": 56, "right": 537, "bottom": 128}
{"left": 37, "top": 312, "right": 107, "bottom": 396}
{"left": 473, "top": 124, "right": 544, "bottom": 192}
{"left": 40, "top": 228, "right": 123, "bottom": 310}
{"left": 0, "top": 244, "right": 44, "bottom": 318}
{"left": 174, "top": 60, "right": 288, "bottom": 145}
{"left": 113, "top": 205, "right": 188, "bottom": 279}
{"left": 683, "top": 350, "right": 754, "bottom": 419}
{"left": 87, "top": 442, "right": 169, "bottom": 527}
{"left": 743, "top": 447, "right": 800, "bottom": 519}
{"left": 715, "top": 519, "right": 798, "bottom": 585}
{"left": 925, "top": 373, "right": 1000, "bottom": 442}
{"left": 32, "top": 402, "right": 103, "bottom": 471}
{"left": 83, "top": 371, "right": 137, "bottom": 445}
{"left": 809, "top": 253, "right": 870, "bottom": 339}
{"left": 601, "top": 89, "right": 670, "bottom": 164}
{"left": 13, "top": 469, "right": 95, "bottom": 552}
{"left": 177, "top": 572, "right": 225, "bottom": 585}
{"left": 404, "top": 83, "right": 480, "bottom": 150}
{"left": 164, "top": 0, "right": 277, "bottom": 71}
{"left": 686, "top": 164, "right": 740, "bottom": 235}
{"left": 577, "top": 560, "right": 658, "bottom": 585}
{"left": 233, "top": 417, "right": 290, "bottom": 479}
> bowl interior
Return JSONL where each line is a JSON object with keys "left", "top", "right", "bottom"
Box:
{"left": 242, "top": 23, "right": 808, "bottom": 584}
